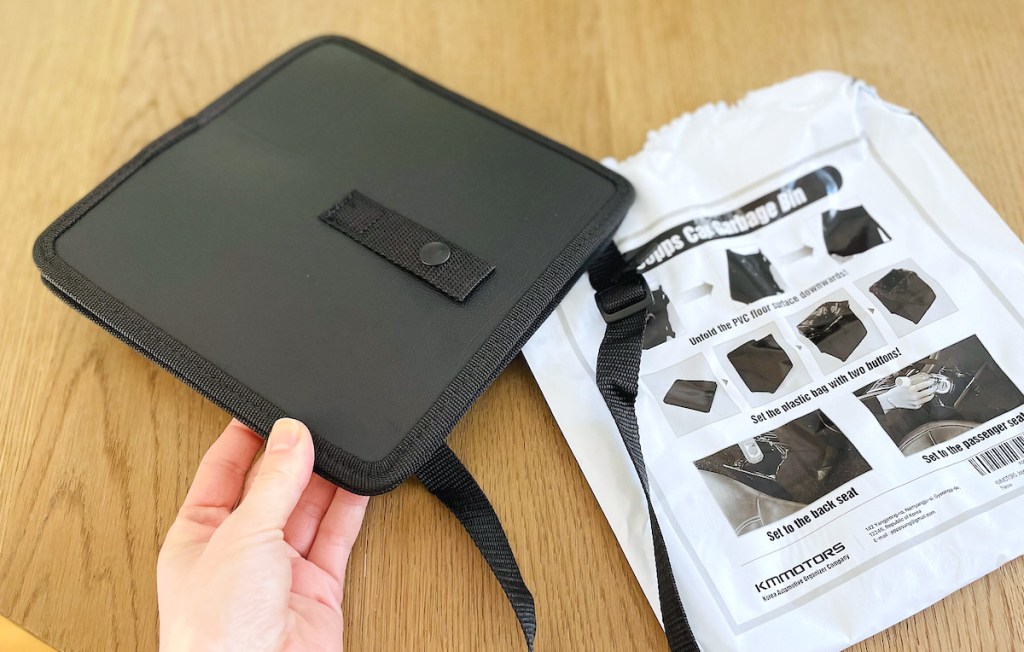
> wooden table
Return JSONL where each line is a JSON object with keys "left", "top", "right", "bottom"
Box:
{"left": 2, "top": 1, "right": 1022, "bottom": 650}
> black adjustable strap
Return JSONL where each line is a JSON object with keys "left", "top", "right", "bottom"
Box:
{"left": 589, "top": 242, "right": 700, "bottom": 652}
{"left": 417, "top": 443, "right": 537, "bottom": 651}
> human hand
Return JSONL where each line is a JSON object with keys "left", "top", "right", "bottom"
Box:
{"left": 880, "top": 372, "right": 936, "bottom": 411}
{"left": 158, "top": 418, "right": 368, "bottom": 652}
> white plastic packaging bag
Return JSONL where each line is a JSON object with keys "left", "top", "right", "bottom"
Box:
{"left": 524, "top": 71, "right": 1024, "bottom": 650}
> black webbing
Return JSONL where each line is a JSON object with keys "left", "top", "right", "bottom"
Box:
{"left": 417, "top": 443, "right": 537, "bottom": 650}
{"left": 589, "top": 242, "right": 700, "bottom": 652}
{"left": 319, "top": 190, "right": 494, "bottom": 302}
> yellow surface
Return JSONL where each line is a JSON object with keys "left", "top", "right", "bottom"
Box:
{"left": 1, "top": 1, "right": 1023, "bottom": 650}
{"left": 0, "top": 616, "right": 55, "bottom": 652}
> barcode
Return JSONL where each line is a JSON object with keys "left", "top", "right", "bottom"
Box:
{"left": 969, "top": 435, "right": 1024, "bottom": 475}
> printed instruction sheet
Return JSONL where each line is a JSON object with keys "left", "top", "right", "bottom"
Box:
{"left": 524, "top": 72, "right": 1024, "bottom": 651}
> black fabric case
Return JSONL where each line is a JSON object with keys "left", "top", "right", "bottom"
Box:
{"left": 33, "top": 36, "right": 634, "bottom": 495}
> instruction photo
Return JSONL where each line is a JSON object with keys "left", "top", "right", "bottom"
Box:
{"left": 854, "top": 335, "right": 1024, "bottom": 455}
{"left": 694, "top": 409, "right": 871, "bottom": 535}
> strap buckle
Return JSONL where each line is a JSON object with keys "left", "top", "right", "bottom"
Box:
{"left": 595, "top": 274, "right": 653, "bottom": 323}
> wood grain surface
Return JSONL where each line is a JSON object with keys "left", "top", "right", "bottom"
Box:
{"left": 1, "top": 1, "right": 1022, "bottom": 650}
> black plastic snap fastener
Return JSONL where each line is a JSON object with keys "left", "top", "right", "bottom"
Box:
{"left": 419, "top": 241, "right": 451, "bottom": 266}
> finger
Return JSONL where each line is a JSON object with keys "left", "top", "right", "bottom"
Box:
{"left": 239, "top": 453, "right": 265, "bottom": 504}
{"left": 909, "top": 372, "right": 930, "bottom": 384}
{"left": 910, "top": 378, "right": 935, "bottom": 391}
{"left": 283, "top": 474, "right": 338, "bottom": 556}
{"left": 181, "top": 419, "right": 264, "bottom": 515}
{"left": 306, "top": 489, "right": 369, "bottom": 591}
{"left": 231, "top": 418, "right": 315, "bottom": 534}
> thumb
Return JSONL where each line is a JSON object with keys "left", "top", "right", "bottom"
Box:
{"left": 232, "top": 418, "right": 315, "bottom": 533}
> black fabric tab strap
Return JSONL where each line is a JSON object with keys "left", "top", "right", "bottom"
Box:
{"left": 320, "top": 190, "right": 494, "bottom": 302}
{"left": 417, "top": 443, "right": 536, "bottom": 650}
{"left": 588, "top": 242, "right": 699, "bottom": 652}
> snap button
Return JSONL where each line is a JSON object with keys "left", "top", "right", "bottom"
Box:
{"left": 419, "top": 241, "right": 451, "bottom": 266}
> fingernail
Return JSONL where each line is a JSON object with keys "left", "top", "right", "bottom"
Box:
{"left": 268, "top": 419, "right": 301, "bottom": 451}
